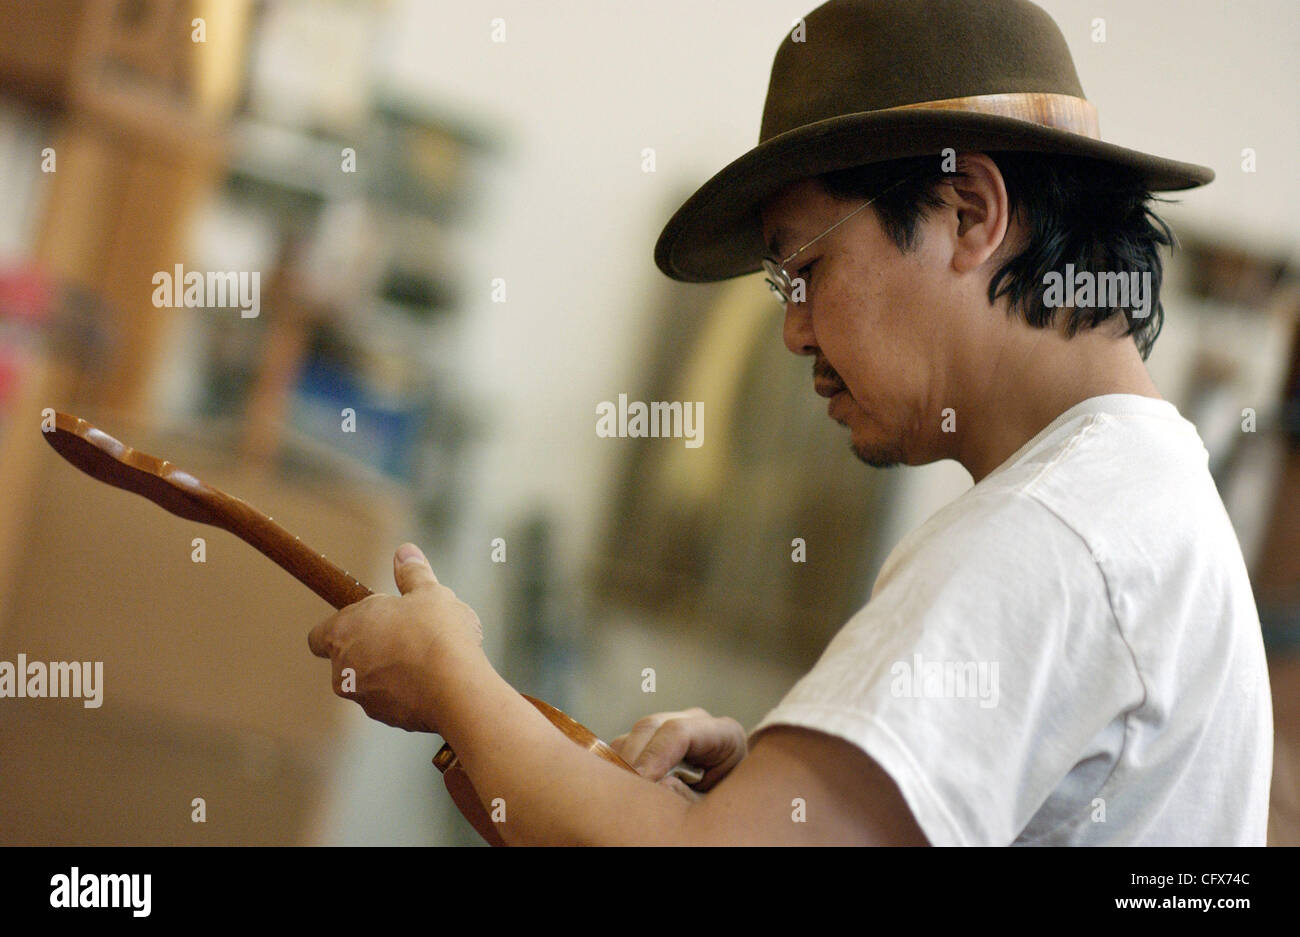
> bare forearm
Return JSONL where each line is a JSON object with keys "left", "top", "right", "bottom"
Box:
{"left": 311, "top": 545, "right": 924, "bottom": 846}
{"left": 433, "top": 653, "right": 693, "bottom": 846}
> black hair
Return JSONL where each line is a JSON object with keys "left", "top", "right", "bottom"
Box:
{"left": 818, "top": 152, "right": 1175, "bottom": 360}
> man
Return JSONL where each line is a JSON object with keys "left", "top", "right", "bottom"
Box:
{"left": 309, "top": 0, "right": 1272, "bottom": 845}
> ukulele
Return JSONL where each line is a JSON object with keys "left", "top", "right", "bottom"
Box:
{"left": 41, "top": 410, "right": 673, "bottom": 846}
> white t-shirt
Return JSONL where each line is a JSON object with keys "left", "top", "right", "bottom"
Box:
{"left": 751, "top": 394, "right": 1273, "bottom": 845}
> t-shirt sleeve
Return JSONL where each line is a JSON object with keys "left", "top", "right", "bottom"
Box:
{"left": 749, "top": 490, "right": 1144, "bottom": 845}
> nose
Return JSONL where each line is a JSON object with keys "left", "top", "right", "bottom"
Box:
{"left": 782, "top": 300, "right": 817, "bottom": 356}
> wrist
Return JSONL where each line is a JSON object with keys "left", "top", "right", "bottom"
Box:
{"left": 425, "top": 642, "right": 497, "bottom": 730}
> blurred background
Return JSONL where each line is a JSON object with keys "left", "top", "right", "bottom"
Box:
{"left": 0, "top": 0, "right": 1295, "bottom": 846}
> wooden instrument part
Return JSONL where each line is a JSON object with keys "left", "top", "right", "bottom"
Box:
{"left": 40, "top": 411, "right": 372, "bottom": 609}
{"left": 40, "top": 410, "right": 638, "bottom": 844}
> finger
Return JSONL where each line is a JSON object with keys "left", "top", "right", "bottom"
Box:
{"left": 617, "top": 713, "right": 680, "bottom": 771}
{"left": 618, "top": 709, "right": 715, "bottom": 773}
{"left": 635, "top": 716, "right": 746, "bottom": 788}
{"left": 307, "top": 616, "right": 336, "bottom": 659}
{"left": 686, "top": 717, "right": 748, "bottom": 789}
{"left": 393, "top": 543, "right": 439, "bottom": 595}
{"left": 632, "top": 718, "right": 695, "bottom": 780}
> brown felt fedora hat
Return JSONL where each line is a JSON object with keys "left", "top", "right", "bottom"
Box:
{"left": 654, "top": 0, "right": 1214, "bottom": 283}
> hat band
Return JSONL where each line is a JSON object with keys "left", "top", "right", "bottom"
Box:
{"left": 883, "top": 92, "right": 1101, "bottom": 140}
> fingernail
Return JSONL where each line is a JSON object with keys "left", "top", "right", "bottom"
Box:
{"left": 396, "top": 544, "right": 423, "bottom": 564}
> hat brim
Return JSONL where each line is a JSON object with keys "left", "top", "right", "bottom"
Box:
{"left": 654, "top": 109, "right": 1214, "bottom": 283}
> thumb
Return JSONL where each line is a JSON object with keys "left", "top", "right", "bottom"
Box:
{"left": 393, "top": 543, "right": 439, "bottom": 595}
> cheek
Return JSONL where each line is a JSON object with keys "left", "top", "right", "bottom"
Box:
{"left": 814, "top": 273, "right": 880, "bottom": 372}
{"left": 817, "top": 271, "right": 921, "bottom": 406}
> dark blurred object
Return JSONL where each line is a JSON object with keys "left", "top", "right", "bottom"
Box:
{"left": 378, "top": 266, "right": 456, "bottom": 318}
{"left": 501, "top": 514, "right": 582, "bottom": 714}
{"left": 366, "top": 94, "right": 498, "bottom": 223}
{"left": 290, "top": 337, "right": 427, "bottom": 482}
{"left": 1256, "top": 318, "right": 1300, "bottom": 649}
{"left": 0, "top": 0, "right": 88, "bottom": 110}
{"left": 589, "top": 276, "right": 894, "bottom": 668}
{"left": 0, "top": 264, "right": 116, "bottom": 411}
{"left": 1242, "top": 275, "right": 1300, "bottom": 848}
{"left": 1182, "top": 238, "right": 1291, "bottom": 311}
{"left": 1269, "top": 654, "right": 1300, "bottom": 845}
{"left": 1282, "top": 300, "right": 1300, "bottom": 442}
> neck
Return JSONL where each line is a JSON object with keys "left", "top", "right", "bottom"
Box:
{"left": 952, "top": 319, "right": 1161, "bottom": 483}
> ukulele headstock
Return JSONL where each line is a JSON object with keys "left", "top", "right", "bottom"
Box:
{"left": 41, "top": 411, "right": 224, "bottom": 527}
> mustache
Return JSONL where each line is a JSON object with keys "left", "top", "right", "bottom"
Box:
{"left": 813, "top": 359, "right": 847, "bottom": 390}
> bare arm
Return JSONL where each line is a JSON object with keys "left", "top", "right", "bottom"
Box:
{"left": 309, "top": 545, "right": 928, "bottom": 846}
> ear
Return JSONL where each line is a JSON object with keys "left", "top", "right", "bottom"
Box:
{"left": 945, "top": 153, "right": 1011, "bottom": 275}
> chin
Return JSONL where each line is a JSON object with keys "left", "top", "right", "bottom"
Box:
{"left": 850, "top": 441, "right": 904, "bottom": 470}
{"left": 846, "top": 420, "right": 906, "bottom": 470}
